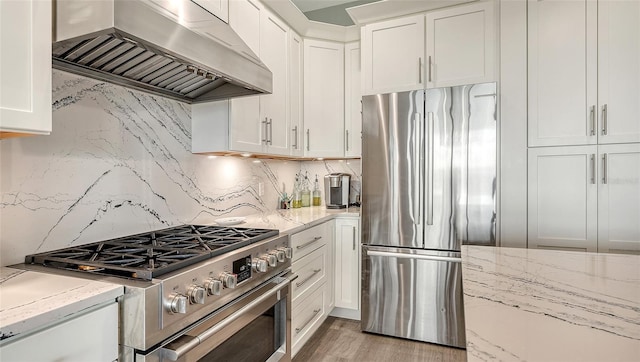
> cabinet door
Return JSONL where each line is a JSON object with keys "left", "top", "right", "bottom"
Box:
{"left": 229, "top": 96, "right": 264, "bottom": 153}
{"left": 0, "top": 0, "right": 51, "bottom": 137}
{"left": 598, "top": 0, "right": 640, "bottom": 144}
{"left": 344, "top": 42, "right": 362, "bottom": 158}
{"left": 527, "top": 0, "right": 597, "bottom": 147}
{"left": 425, "top": 1, "right": 495, "bottom": 88}
{"left": 260, "top": 10, "right": 289, "bottom": 155}
{"left": 528, "top": 146, "right": 598, "bottom": 252}
{"left": 304, "top": 39, "right": 344, "bottom": 158}
{"left": 289, "top": 31, "right": 304, "bottom": 157}
{"left": 598, "top": 144, "right": 640, "bottom": 253}
{"left": 361, "top": 14, "right": 425, "bottom": 95}
{"left": 335, "top": 218, "right": 359, "bottom": 311}
{"left": 228, "top": 0, "right": 262, "bottom": 153}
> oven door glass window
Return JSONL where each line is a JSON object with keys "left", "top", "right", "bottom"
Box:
{"left": 198, "top": 299, "right": 286, "bottom": 362}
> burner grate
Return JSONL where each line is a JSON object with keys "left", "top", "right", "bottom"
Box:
{"left": 26, "top": 225, "right": 279, "bottom": 280}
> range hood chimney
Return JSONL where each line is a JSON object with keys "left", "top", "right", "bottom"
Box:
{"left": 53, "top": 0, "right": 272, "bottom": 103}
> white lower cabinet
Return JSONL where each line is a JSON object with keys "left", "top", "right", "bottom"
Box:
{"left": 331, "top": 218, "right": 360, "bottom": 320}
{"left": 597, "top": 144, "right": 640, "bottom": 253}
{"left": 528, "top": 144, "right": 640, "bottom": 254}
{"left": 290, "top": 220, "right": 334, "bottom": 357}
{"left": 0, "top": 302, "right": 118, "bottom": 361}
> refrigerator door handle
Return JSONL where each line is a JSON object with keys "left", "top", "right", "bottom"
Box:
{"left": 366, "top": 250, "right": 462, "bottom": 263}
{"left": 413, "top": 112, "right": 423, "bottom": 224}
{"left": 426, "top": 112, "right": 434, "bottom": 225}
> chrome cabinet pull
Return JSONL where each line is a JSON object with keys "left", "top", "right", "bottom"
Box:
{"left": 296, "top": 269, "right": 321, "bottom": 288}
{"left": 292, "top": 126, "right": 298, "bottom": 149}
{"left": 602, "top": 153, "right": 608, "bottom": 184}
{"left": 346, "top": 130, "right": 350, "bottom": 151}
{"left": 428, "top": 56, "right": 432, "bottom": 82}
{"left": 590, "top": 154, "right": 596, "bottom": 184}
{"left": 261, "top": 117, "right": 268, "bottom": 144}
{"left": 268, "top": 118, "right": 273, "bottom": 145}
{"left": 418, "top": 57, "right": 422, "bottom": 83}
{"left": 296, "top": 236, "right": 322, "bottom": 249}
{"left": 306, "top": 129, "right": 310, "bottom": 151}
{"left": 295, "top": 308, "right": 321, "bottom": 334}
{"left": 352, "top": 226, "right": 356, "bottom": 250}
{"left": 602, "top": 104, "right": 608, "bottom": 136}
{"left": 589, "top": 105, "right": 595, "bottom": 136}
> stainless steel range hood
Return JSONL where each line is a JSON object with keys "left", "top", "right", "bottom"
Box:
{"left": 53, "top": 0, "right": 272, "bottom": 103}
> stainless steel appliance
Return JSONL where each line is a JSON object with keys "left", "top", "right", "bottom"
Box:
{"left": 52, "top": 0, "right": 272, "bottom": 103}
{"left": 21, "top": 225, "right": 295, "bottom": 361}
{"left": 324, "top": 173, "right": 351, "bottom": 209}
{"left": 361, "top": 82, "right": 497, "bottom": 348}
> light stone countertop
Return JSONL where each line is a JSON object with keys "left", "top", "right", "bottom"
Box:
{"left": 461, "top": 245, "right": 640, "bottom": 362}
{"left": 0, "top": 267, "right": 123, "bottom": 342}
{"left": 210, "top": 207, "right": 360, "bottom": 234}
{"left": 0, "top": 207, "right": 357, "bottom": 343}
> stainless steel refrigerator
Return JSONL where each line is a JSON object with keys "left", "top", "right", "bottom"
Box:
{"left": 361, "top": 82, "right": 497, "bottom": 348}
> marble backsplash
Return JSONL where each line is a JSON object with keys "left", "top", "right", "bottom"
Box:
{"left": 0, "top": 70, "right": 360, "bottom": 267}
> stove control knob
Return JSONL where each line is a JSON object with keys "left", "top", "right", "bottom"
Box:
{"left": 187, "top": 285, "right": 206, "bottom": 304}
{"left": 204, "top": 278, "right": 222, "bottom": 296}
{"left": 219, "top": 272, "right": 237, "bottom": 289}
{"left": 278, "top": 247, "right": 293, "bottom": 259}
{"left": 168, "top": 293, "right": 188, "bottom": 314}
{"left": 270, "top": 250, "right": 286, "bottom": 263}
{"left": 262, "top": 254, "right": 277, "bottom": 267}
{"left": 252, "top": 258, "right": 268, "bottom": 273}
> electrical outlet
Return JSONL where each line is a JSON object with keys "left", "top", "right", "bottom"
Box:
{"left": 258, "top": 182, "right": 264, "bottom": 196}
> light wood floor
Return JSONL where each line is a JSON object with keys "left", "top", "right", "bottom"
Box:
{"left": 293, "top": 317, "right": 467, "bottom": 362}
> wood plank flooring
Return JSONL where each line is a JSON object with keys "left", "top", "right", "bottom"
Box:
{"left": 293, "top": 317, "right": 467, "bottom": 362}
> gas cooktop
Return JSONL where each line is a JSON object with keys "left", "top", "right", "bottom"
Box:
{"left": 25, "top": 225, "right": 279, "bottom": 280}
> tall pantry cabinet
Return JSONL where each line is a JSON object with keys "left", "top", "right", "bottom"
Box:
{"left": 527, "top": 0, "right": 640, "bottom": 253}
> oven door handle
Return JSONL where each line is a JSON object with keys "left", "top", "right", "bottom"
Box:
{"left": 161, "top": 273, "right": 296, "bottom": 361}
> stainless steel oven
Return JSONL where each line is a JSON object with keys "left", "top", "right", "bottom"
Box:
{"left": 21, "top": 225, "right": 295, "bottom": 362}
{"left": 141, "top": 271, "right": 296, "bottom": 362}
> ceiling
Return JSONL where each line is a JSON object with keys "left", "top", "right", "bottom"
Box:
{"left": 290, "top": 0, "right": 382, "bottom": 26}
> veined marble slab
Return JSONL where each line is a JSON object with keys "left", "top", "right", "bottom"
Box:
{"left": 0, "top": 267, "right": 123, "bottom": 342}
{"left": 461, "top": 246, "right": 640, "bottom": 362}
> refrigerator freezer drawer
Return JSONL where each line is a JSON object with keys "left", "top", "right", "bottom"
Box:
{"left": 361, "top": 246, "right": 466, "bottom": 348}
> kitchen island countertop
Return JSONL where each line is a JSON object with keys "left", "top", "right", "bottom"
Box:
{"left": 0, "top": 267, "right": 123, "bottom": 342}
{"left": 461, "top": 245, "right": 640, "bottom": 362}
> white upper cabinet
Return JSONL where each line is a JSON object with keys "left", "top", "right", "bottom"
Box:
{"left": 597, "top": 0, "right": 640, "bottom": 144}
{"left": 289, "top": 31, "right": 304, "bottom": 157}
{"left": 361, "top": 15, "right": 425, "bottom": 95}
{"left": 344, "top": 42, "right": 362, "bottom": 158}
{"left": 597, "top": 143, "right": 640, "bottom": 254}
{"left": 528, "top": 0, "right": 640, "bottom": 147}
{"left": 360, "top": 2, "right": 496, "bottom": 96}
{"left": 0, "top": 0, "right": 52, "bottom": 137}
{"left": 196, "top": 1, "right": 293, "bottom": 156}
{"left": 528, "top": 146, "right": 599, "bottom": 252}
{"left": 304, "top": 39, "right": 345, "bottom": 158}
{"left": 260, "top": 10, "right": 290, "bottom": 155}
{"left": 425, "top": 1, "right": 495, "bottom": 88}
{"left": 528, "top": 0, "right": 597, "bottom": 147}
{"left": 193, "top": 0, "right": 229, "bottom": 23}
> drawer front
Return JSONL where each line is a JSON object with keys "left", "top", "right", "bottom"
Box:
{"left": 291, "top": 221, "right": 331, "bottom": 261}
{"left": 292, "top": 284, "right": 326, "bottom": 356}
{"left": 291, "top": 245, "right": 327, "bottom": 302}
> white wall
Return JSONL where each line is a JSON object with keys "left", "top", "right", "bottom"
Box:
{"left": 0, "top": 70, "right": 360, "bottom": 266}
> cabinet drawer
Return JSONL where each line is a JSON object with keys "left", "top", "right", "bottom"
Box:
{"left": 292, "top": 284, "right": 326, "bottom": 356}
{"left": 290, "top": 221, "right": 331, "bottom": 261}
{"left": 291, "top": 245, "right": 327, "bottom": 302}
